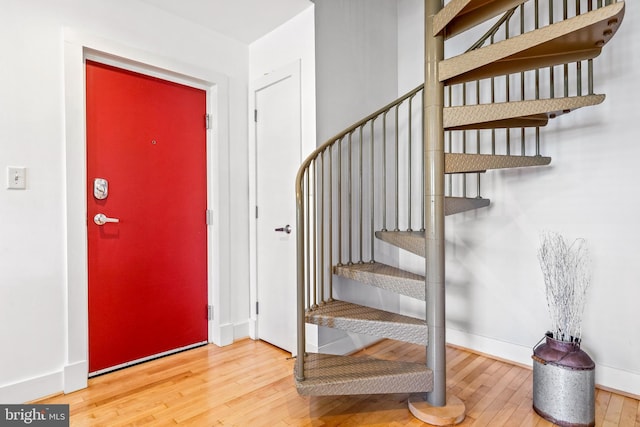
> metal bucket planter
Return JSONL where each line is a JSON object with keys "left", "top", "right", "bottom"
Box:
{"left": 532, "top": 332, "right": 595, "bottom": 427}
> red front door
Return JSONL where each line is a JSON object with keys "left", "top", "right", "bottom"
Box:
{"left": 86, "top": 60, "right": 208, "bottom": 374}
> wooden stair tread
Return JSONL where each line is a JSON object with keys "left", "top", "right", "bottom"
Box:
{"left": 334, "top": 262, "right": 426, "bottom": 301}
{"left": 446, "top": 153, "right": 551, "bottom": 173}
{"left": 434, "top": 0, "right": 527, "bottom": 40}
{"left": 444, "top": 94, "right": 605, "bottom": 130}
{"left": 440, "top": 2, "right": 625, "bottom": 85}
{"left": 295, "top": 353, "right": 433, "bottom": 396}
{"left": 306, "top": 300, "right": 427, "bottom": 345}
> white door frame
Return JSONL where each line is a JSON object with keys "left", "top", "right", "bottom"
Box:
{"left": 248, "top": 60, "right": 302, "bottom": 341}
{"left": 62, "top": 29, "right": 229, "bottom": 393}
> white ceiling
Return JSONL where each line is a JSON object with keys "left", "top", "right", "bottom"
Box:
{"left": 139, "top": 0, "right": 313, "bottom": 44}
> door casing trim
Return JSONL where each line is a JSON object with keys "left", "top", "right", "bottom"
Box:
{"left": 63, "top": 28, "right": 228, "bottom": 393}
{"left": 248, "top": 60, "right": 301, "bottom": 348}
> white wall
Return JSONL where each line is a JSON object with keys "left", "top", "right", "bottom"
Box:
{"left": 0, "top": 0, "right": 250, "bottom": 402}
{"left": 397, "top": 0, "right": 640, "bottom": 395}
{"left": 314, "top": 0, "right": 399, "bottom": 143}
{"left": 313, "top": 0, "right": 401, "bottom": 353}
{"left": 249, "top": 4, "right": 316, "bottom": 177}
{"left": 398, "top": 0, "right": 424, "bottom": 93}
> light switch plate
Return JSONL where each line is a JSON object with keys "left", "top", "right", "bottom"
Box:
{"left": 7, "top": 167, "right": 26, "bottom": 190}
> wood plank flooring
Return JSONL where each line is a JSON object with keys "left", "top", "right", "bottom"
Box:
{"left": 36, "top": 339, "right": 639, "bottom": 426}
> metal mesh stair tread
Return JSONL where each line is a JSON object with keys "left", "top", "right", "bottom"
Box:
{"left": 334, "top": 262, "right": 425, "bottom": 301}
{"left": 445, "top": 196, "right": 490, "bottom": 215}
{"left": 306, "top": 300, "right": 428, "bottom": 345}
{"left": 376, "top": 231, "right": 428, "bottom": 258}
{"left": 434, "top": 0, "right": 528, "bottom": 40}
{"left": 446, "top": 153, "right": 551, "bottom": 174}
{"left": 444, "top": 94, "right": 606, "bottom": 130}
{"left": 295, "top": 353, "right": 433, "bottom": 395}
{"left": 439, "top": 3, "right": 625, "bottom": 85}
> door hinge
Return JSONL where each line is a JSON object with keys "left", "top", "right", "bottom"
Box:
{"left": 208, "top": 305, "right": 213, "bottom": 320}
{"left": 205, "top": 114, "right": 211, "bottom": 130}
{"left": 206, "top": 209, "right": 213, "bottom": 225}
{"left": 256, "top": 301, "right": 259, "bottom": 315}
{"left": 254, "top": 109, "right": 257, "bottom": 122}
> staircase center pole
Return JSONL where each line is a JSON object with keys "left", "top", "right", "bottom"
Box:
{"left": 424, "top": 0, "right": 446, "bottom": 407}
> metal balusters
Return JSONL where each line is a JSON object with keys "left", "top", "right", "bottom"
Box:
{"left": 549, "top": 0, "right": 555, "bottom": 98}
{"left": 521, "top": 4, "right": 527, "bottom": 156}
{"left": 312, "top": 161, "right": 318, "bottom": 306}
{"left": 447, "top": 86, "right": 453, "bottom": 197}
{"left": 295, "top": 167, "right": 305, "bottom": 381}
{"left": 421, "top": 98, "right": 425, "bottom": 232}
{"left": 337, "top": 138, "right": 343, "bottom": 266}
{"left": 535, "top": 0, "right": 540, "bottom": 103}
{"left": 358, "top": 126, "right": 363, "bottom": 263}
{"left": 491, "top": 38, "right": 497, "bottom": 156}
{"left": 505, "top": 15, "right": 511, "bottom": 156}
{"left": 407, "top": 96, "right": 414, "bottom": 231}
{"left": 382, "top": 112, "right": 388, "bottom": 231}
{"left": 476, "top": 80, "right": 482, "bottom": 187}
{"left": 462, "top": 84, "right": 467, "bottom": 197}
{"left": 576, "top": 1, "right": 582, "bottom": 96}
{"left": 394, "top": 105, "right": 400, "bottom": 231}
{"left": 370, "top": 119, "right": 376, "bottom": 261}
{"left": 328, "top": 146, "right": 333, "bottom": 300}
{"left": 588, "top": 1, "right": 594, "bottom": 94}
{"left": 318, "top": 153, "right": 325, "bottom": 304}
{"left": 347, "top": 132, "right": 353, "bottom": 264}
{"left": 305, "top": 165, "right": 314, "bottom": 309}
{"left": 563, "top": 0, "right": 569, "bottom": 98}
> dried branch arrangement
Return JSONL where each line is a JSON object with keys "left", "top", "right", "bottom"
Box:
{"left": 537, "top": 231, "right": 591, "bottom": 343}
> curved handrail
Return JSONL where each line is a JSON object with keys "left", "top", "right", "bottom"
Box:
{"left": 294, "top": 83, "right": 424, "bottom": 380}
{"left": 294, "top": 82, "right": 424, "bottom": 192}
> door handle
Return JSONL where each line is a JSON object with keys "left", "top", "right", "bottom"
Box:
{"left": 275, "top": 224, "right": 292, "bottom": 234}
{"left": 94, "top": 213, "right": 120, "bottom": 226}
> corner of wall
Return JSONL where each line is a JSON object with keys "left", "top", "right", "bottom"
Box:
{"left": 63, "top": 361, "right": 88, "bottom": 394}
{"left": 212, "top": 323, "right": 235, "bottom": 347}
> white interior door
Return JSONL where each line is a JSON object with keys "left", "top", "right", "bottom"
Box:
{"left": 255, "top": 63, "right": 301, "bottom": 355}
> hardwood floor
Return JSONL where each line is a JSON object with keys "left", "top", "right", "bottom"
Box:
{"left": 37, "top": 339, "right": 639, "bottom": 426}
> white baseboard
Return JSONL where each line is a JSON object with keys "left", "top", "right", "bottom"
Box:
{"left": 63, "top": 361, "right": 88, "bottom": 394}
{"left": 233, "top": 320, "right": 250, "bottom": 341}
{"left": 446, "top": 328, "right": 640, "bottom": 397}
{"left": 446, "top": 328, "right": 534, "bottom": 368}
{"left": 0, "top": 371, "right": 62, "bottom": 404}
{"left": 593, "top": 364, "right": 640, "bottom": 398}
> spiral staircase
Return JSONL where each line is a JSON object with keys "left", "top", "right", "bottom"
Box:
{"left": 293, "top": 0, "right": 624, "bottom": 424}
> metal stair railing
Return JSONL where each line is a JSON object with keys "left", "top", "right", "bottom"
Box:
{"left": 294, "top": 0, "right": 613, "bottom": 383}
{"left": 295, "top": 83, "right": 429, "bottom": 379}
